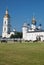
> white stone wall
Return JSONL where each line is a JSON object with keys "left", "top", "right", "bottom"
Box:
{"left": 22, "top": 27, "right": 28, "bottom": 40}
{"left": 22, "top": 31, "right": 44, "bottom": 41}
{"left": 26, "top": 33, "right": 36, "bottom": 41}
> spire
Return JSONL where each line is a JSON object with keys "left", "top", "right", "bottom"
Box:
{"left": 32, "top": 14, "right": 36, "bottom": 25}
{"left": 4, "top": 9, "right": 10, "bottom": 18}
{"left": 6, "top": 9, "right": 8, "bottom": 15}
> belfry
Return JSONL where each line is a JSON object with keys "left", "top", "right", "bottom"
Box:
{"left": 2, "top": 9, "right": 11, "bottom": 38}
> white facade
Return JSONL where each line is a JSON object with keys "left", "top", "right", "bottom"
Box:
{"left": 22, "top": 17, "right": 44, "bottom": 41}
{"left": 2, "top": 9, "right": 11, "bottom": 38}
{"left": 2, "top": 9, "right": 16, "bottom": 38}
{"left": 22, "top": 23, "right": 28, "bottom": 40}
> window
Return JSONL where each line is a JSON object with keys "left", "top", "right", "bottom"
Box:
{"left": 5, "top": 21, "right": 6, "bottom": 24}
{"left": 4, "top": 28, "right": 6, "bottom": 32}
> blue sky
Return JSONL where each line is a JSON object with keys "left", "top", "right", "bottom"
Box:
{"left": 0, "top": 0, "right": 44, "bottom": 35}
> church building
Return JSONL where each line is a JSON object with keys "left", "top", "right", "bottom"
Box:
{"left": 22, "top": 16, "right": 44, "bottom": 41}
{"left": 2, "top": 9, "right": 15, "bottom": 38}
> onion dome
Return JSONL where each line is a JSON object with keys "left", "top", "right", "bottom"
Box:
{"left": 23, "top": 23, "right": 28, "bottom": 27}
{"left": 38, "top": 24, "right": 42, "bottom": 30}
{"left": 4, "top": 9, "right": 10, "bottom": 18}
{"left": 32, "top": 16, "right": 36, "bottom": 25}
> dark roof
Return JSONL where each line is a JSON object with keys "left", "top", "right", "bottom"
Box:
{"left": 27, "top": 30, "right": 44, "bottom": 33}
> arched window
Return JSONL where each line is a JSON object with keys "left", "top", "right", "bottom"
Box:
{"left": 5, "top": 21, "right": 6, "bottom": 24}
{"left": 4, "top": 27, "right": 6, "bottom": 32}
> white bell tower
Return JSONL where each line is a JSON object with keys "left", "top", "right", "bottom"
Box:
{"left": 2, "top": 9, "right": 11, "bottom": 38}
{"left": 22, "top": 23, "right": 28, "bottom": 40}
